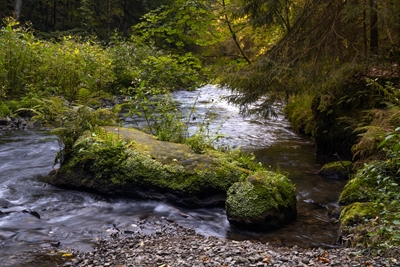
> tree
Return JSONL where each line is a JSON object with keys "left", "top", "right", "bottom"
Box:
{"left": 14, "top": 0, "right": 22, "bottom": 21}
{"left": 216, "top": 0, "right": 400, "bottom": 117}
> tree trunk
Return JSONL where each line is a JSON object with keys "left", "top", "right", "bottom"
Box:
{"left": 14, "top": 0, "right": 22, "bottom": 21}
{"left": 369, "top": 0, "right": 378, "bottom": 53}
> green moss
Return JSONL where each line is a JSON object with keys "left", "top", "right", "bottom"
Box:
{"left": 340, "top": 202, "right": 380, "bottom": 227}
{"left": 56, "top": 126, "right": 251, "bottom": 199}
{"left": 339, "top": 160, "right": 399, "bottom": 205}
{"left": 319, "top": 161, "right": 353, "bottom": 179}
{"left": 225, "top": 171, "right": 297, "bottom": 224}
{"left": 339, "top": 176, "right": 376, "bottom": 205}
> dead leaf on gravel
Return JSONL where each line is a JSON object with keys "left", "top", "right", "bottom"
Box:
{"left": 263, "top": 256, "right": 271, "bottom": 263}
{"left": 318, "top": 257, "right": 330, "bottom": 263}
{"left": 200, "top": 256, "right": 209, "bottom": 262}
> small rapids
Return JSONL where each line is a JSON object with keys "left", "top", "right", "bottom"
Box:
{"left": 0, "top": 85, "right": 346, "bottom": 266}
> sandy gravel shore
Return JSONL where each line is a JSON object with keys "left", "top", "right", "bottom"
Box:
{"left": 63, "top": 221, "right": 400, "bottom": 267}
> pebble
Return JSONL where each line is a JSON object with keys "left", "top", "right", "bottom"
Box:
{"left": 64, "top": 221, "right": 400, "bottom": 267}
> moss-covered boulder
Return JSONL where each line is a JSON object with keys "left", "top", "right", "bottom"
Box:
{"left": 338, "top": 201, "right": 381, "bottom": 247}
{"left": 318, "top": 161, "right": 353, "bottom": 179}
{"left": 225, "top": 171, "right": 297, "bottom": 230}
{"left": 339, "top": 176, "right": 377, "bottom": 205}
{"left": 339, "top": 202, "right": 379, "bottom": 227}
{"left": 47, "top": 126, "right": 262, "bottom": 207}
{"left": 339, "top": 161, "right": 390, "bottom": 205}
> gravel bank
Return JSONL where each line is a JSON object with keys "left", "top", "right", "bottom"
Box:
{"left": 65, "top": 221, "right": 400, "bottom": 267}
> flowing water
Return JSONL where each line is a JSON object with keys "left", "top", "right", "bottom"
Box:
{"left": 0, "top": 85, "right": 346, "bottom": 266}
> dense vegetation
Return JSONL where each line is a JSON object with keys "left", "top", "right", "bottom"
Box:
{"left": 1, "top": 0, "right": 400, "bottom": 249}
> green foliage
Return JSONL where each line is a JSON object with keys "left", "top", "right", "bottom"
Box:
{"left": 18, "top": 96, "right": 117, "bottom": 165}
{"left": 0, "top": 18, "right": 115, "bottom": 102}
{"left": 352, "top": 106, "right": 400, "bottom": 160}
{"left": 0, "top": 102, "right": 11, "bottom": 116}
{"left": 340, "top": 147, "right": 400, "bottom": 248}
{"left": 284, "top": 92, "right": 315, "bottom": 135}
{"left": 0, "top": 18, "right": 36, "bottom": 99}
{"left": 72, "top": 129, "right": 128, "bottom": 180}
{"left": 126, "top": 85, "right": 189, "bottom": 143}
{"left": 133, "top": 0, "right": 223, "bottom": 51}
{"left": 126, "top": 83, "right": 226, "bottom": 152}
{"left": 108, "top": 34, "right": 205, "bottom": 94}
{"left": 185, "top": 122, "right": 225, "bottom": 154}
{"left": 378, "top": 126, "right": 400, "bottom": 173}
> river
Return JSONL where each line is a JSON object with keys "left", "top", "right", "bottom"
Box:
{"left": 0, "top": 85, "right": 346, "bottom": 266}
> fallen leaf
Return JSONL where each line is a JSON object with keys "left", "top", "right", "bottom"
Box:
{"left": 200, "top": 256, "right": 209, "bottom": 262}
{"left": 263, "top": 256, "right": 271, "bottom": 263}
{"left": 318, "top": 257, "right": 330, "bottom": 263}
{"left": 61, "top": 253, "right": 72, "bottom": 257}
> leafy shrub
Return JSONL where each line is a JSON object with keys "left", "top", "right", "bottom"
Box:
{"left": 109, "top": 34, "right": 205, "bottom": 95}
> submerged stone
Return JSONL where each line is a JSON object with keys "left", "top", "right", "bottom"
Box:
{"left": 225, "top": 171, "right": 297, "bottom": 230}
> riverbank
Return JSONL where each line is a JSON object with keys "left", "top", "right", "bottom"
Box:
{"left": 0, "top": 116, "right": 32, "bottom": 131}
{"left": 61, "top": 221, "right": 399, "bottom": 267}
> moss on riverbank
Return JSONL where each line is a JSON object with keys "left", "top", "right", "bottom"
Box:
{"left": 338, "top": 160, "right": 400, "bottom": 248}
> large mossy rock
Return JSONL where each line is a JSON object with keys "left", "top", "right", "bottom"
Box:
{"left": 225, "top": 171, "right": 297, "bottom": 230}
{"left": 339, "top": 161, "right": 388, "bottom": 205}
{"left": 318, "top": 161, "right": 353, "bottom": 180}
{"left": 47, "top": 126, "right": 256, "bottom": 207}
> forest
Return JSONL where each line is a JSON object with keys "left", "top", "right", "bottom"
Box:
{"left": 1, "top": 0, "right": 400, "bottom": 248}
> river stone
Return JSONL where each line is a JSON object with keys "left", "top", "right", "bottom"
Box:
{"left": 225, "top": 171, "right": 297, "bottom": 230}
{"left": 0, "top": 116, "right": 8, "bottom": 125}
{"left": 47, "top": 126, "right": 258, "bottom": 208}
{"left": 318, "top": 161, "right": 353, "bottom": 179}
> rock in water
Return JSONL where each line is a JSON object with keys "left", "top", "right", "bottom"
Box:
{"left": 225, "top": 171, "right": 297, "bottom": 230}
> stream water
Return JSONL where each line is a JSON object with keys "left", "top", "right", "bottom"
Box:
{"left": 0, "top": 85, "right": 346, "bottom": 266}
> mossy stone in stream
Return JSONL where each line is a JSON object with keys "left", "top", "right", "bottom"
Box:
{"left": 318, "top": 161, "right": 353, "bottom": 179}
{"left": 225, "top": 171, "right": 297, "bottom": 230}
{"left": 50, "top": 126, "right": 256, "bottom": 207}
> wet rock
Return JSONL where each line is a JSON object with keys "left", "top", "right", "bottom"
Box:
{"left": 22, "top": 209, "right": 41, "bottom": 219}
{"left": 0, "top": 116, "right": 32, "bottom": 131}
{"left": 47, "top": 126, "right": 260, "bottom": 208}
{"left": 0, "top": 116, "right": 9, "bottom": 125}
{"left": 225, "top": 171, "right": 297, "bottom": 230}
{"left": 318, "top": 161, "right": 353, "bottom": 179}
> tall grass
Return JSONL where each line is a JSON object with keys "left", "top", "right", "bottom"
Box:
{"left": 0, "top": 18, "right": 205, "bottom": 116}
{"left": 0, "top": 19, "right": 115, "bottom": 103}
